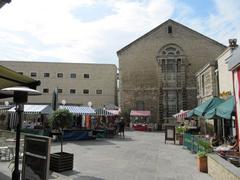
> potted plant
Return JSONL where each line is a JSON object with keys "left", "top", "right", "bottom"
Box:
{"left": 49, "top": 109, "right": 74, "bottom": 172}
{"left": 197, "top": 140, "right": 212, "bottom": 173}
{"left": 176, "top": 126, "right": 186, "bottom": 145}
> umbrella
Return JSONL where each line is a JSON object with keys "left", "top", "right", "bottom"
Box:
{"left": 51, "top": 88, "right": 58, "bottom": 111}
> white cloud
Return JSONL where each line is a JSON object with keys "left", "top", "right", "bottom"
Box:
{"left": 0, "top": 0, "right": 239, "bottom": 64}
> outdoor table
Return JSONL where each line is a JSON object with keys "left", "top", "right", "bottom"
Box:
{"left": 0, "top": 146, "right": 11, "bottom": 161}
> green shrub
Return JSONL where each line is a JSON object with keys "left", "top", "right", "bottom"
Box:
{"left": 176, "top": 126, "right": 186, "bottom": 134}
{"left": 197, "top": 139, "right": 212, "bottom": 157}
{"left": 49, "top": 109, "right": 73, "bottom": 130}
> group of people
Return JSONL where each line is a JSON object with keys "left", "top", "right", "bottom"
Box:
{"left": 22, "top": 119, "right": 42, "bottom": 129}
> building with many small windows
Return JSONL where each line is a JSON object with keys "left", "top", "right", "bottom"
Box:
{"left": 0, "top": 61, "right": 117, "bottom": 107}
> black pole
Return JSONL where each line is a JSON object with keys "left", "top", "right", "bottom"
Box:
{"left": 12, "top": 104, "right": 23, "bottom": 180}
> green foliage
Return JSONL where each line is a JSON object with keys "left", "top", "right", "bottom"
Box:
{"left": 197, "top": 139, "right": 212, "bottom": 157}
{"left": 49, "top": 109, "right": 73, "bottom": 130}
{"left": 197, "top": 151, "right": 207, "bottom": 158}
{"left": 176, "top": 126, "right": 186, "bottom": 134}
{"left": 119, "top": 108, "right": 131, "bottom": 124}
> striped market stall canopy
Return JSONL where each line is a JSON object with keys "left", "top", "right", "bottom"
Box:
{"left": 8, "top": 104, "right": 53, "bottom": 114}
{"left": 95, "top": 108, "right": 115, "bottom": 116}
{"left": 130, "top": 110, "right": 151, "bottom": 117}
{"left": 59, "top": 105, "right": 95, "bottom": 115}
{"left": 106, "top": 109, "right": 120, "bottom": 116}
{"left": 173, "top": 110, "right": 189, "bottom": 122}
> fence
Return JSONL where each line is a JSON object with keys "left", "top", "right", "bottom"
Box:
{"left": 183, "top": 133, "right": 209, "bottom": 153}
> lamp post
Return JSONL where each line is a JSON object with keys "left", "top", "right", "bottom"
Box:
{"left": 61, "top": 99, "right": 66, "bottom": 107}
{"left": 0, "top": 86, "right": 41, "bottom": 180}
{"left": 88, "top": 101, "right": 92, "bottom": 108}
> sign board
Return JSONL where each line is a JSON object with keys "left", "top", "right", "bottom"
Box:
{"left": 165, "top": 125, "right": 175, "bottom": 144}
{"left": 22, "top": 135, "right": 51, "bottom": 180}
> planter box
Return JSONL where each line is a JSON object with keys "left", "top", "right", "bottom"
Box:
{"left": 197, "top": 156, "right": 208, "bottom": 173}
{"left": 50, "top": 152, "right": 73, "bottom": 172}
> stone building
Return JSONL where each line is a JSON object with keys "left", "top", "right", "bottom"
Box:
{"left": 117, "top": 19, "right": 226, "bottom": 127}
{"left": 196, "top": 61, "right": 218, "bottom": 104}
{"left": 0, "top": 61, "right": 117, "bottom": 108}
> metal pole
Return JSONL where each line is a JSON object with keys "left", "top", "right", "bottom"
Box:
{"left": 12, "top": 104, "right": 23, "bottom": 180}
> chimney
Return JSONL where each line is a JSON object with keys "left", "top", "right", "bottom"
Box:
{"left": 229, "top": 38, "right": 238, "bottom": 48}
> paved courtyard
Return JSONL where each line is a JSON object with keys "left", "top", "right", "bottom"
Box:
{"left": 0, "top": 131, "right": 212, "bottom": 180}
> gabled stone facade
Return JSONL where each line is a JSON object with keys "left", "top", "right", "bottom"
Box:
{"left": 117, "top": 19, "right": 226, "bottom": 127}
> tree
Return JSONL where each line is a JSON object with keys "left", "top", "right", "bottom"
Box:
{"left": 119, "top": 108, "right": 131, "bottom": 126}
{"left": 49, "top": 109, "right": 73, "bottom": 153}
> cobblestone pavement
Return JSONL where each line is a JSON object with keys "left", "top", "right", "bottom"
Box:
{"left": 0, "top": 131, "right": 212, "bottom": 180}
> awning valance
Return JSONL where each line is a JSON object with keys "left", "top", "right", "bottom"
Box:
{"left": 8, "top": 104, "right": 53, "bottom": 114}
{"left": 193, "top": 97, "right": 224, "bottom": 117}
{"left": 95, "top": 108, "right": 114, "bottom": 116}
{"left": 59, "top": 105, "right": 95, "bottom": 115}
{"left": 204, "top": 96, "right": 235, "bottom": 119}
{"left": 216, "top": 96, "right": 235, "bottom": 119}
{"left": 130, "top": 110, "right": 151, "bottom": 117}
{"left": 173, "top": 110, "right": 189, "bottom": 121}
{"left": 0, "top": 65, "right": 40, "bottom": 99}
{"left": 106, "top": 109, "right": 120, "bottom": 116}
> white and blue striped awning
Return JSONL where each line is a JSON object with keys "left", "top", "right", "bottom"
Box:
{"left": 8, "top": 104, "right": 53, "bottom": 114}
{"left": 59, "top": 105, "right": 95, "bottom": 115}
{"left": 95, "top": 108, "right": 115, "bottom": 116}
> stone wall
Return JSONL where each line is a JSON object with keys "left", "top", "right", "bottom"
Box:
{"left": 208, "top": 154, "right": 240, "bottom": 180}
{"left": 118, "top": 20, "right": 226, "bottom": 123}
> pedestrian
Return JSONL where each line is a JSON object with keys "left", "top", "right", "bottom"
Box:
{"left": 119, "top": 117, "right": 125, "bottom": 137}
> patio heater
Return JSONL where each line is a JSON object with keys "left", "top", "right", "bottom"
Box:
{"left": 0, "top": 86, "right": 41, "bottom": 180}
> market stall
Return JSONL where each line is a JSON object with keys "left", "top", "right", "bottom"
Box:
{"left": 58, "top": 105, "right": 96, "bottom": 140}
{"left": 8, "top": 104, "right": 53, "bottom": 135}
{"left": 130, "top": 110, "right": 151, "bottom": 131}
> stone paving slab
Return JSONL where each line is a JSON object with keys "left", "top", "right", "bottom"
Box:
{"left": 0, "top": 131, "right": 212, "bottom": 180}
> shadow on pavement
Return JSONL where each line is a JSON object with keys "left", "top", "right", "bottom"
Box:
{"left": 51, "top": 139, "right": 116, "bottom": 147}
{"left": 109, "top": 136, "right": 134, "bottom": 142}
{"left": 0, "top": 172, "right": 10, "bottom": 180}
{"left": 72, "top": 176, "right": 105, "bottom": 180}
{"left": 49, "top": 170, "right": 105, "bottom": 180}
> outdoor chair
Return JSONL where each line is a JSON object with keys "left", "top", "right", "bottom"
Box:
{"left": 8, "top": 145, "right": 24, "bottom": 171}
{"left": 0, "top": 146, "right": 11, "bottom": 161}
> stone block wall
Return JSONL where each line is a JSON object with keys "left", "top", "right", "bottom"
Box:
{"left": 208, "top": 154, "right": 240, "bottom": 180}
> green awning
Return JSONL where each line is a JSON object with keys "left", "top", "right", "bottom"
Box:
{"left": 204, "top": 107, "right": 218, "bottom": 119}
{"left": 216, "top": 96, "right": 235, "bottom": 119}
{"left": 193, "top": 97, "right": 224, "bottom": 117}
{"left": 187, "top": 110, "right": 194, "bottom": 118}
{"left": 0, "top": 65, "right": 40, "bottom": 99}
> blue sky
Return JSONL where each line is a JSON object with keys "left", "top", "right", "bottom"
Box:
{"left": 0, "top": 0, "right": 239, "bottom": 66}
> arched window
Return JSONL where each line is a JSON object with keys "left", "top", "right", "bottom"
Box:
{"left": 156, "top": 44, "right": 186, "bottom": 117}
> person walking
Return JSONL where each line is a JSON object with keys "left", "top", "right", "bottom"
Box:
{"left": 119, "top": 118, "right": 125, "bottom": 137}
